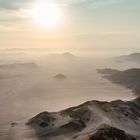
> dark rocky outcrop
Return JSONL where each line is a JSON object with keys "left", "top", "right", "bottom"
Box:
{"left": 97, "top": 68, "right": 140, "bottom": 96}
{"left": 10, "top": 98, "right": 140, "bottom": 140}
{"left": 118, "top": 53, "right": 140, "bottom": 63}
{"left": 89, "top": 125, "right": 136, "bottom": 140}
{"left": 26, "top": 112, "right": 56, "bottom": 127}
{"left": 60, "top": 120, "right": 86, "bottom": 131}
{"left": 54, "top": 74, "right": 67, "bottom": 80}
{"left": 69, "top": 106, "right": 92, "bottom": 123}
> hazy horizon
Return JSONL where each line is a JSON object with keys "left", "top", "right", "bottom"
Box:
{"left": 0, "top": 0, "right": 140, "bottom": 49}
{"left": 0, "top": 1, "right": 140, "bottom": 140}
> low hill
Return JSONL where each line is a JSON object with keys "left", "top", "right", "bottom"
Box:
{"left": 54, "top": 74, "right": 67, "bottom": 80}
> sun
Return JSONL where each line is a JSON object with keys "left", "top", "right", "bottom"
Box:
{"left": 31, "top": 1, "right": 62, "bottom": 27}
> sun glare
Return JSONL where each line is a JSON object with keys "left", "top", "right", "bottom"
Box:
{"left": 31, "top": 1, "right": 62, "bottom": 27}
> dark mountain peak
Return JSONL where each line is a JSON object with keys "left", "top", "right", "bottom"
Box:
{"left": 118, "top": 52, "right": 140, "bottom": 63}
{"left": 47, "top": 52, "right": 76, "bottom": 59}
{"left": 62, "top": 52, "right": 75, "bottom": 57}
{"left": 129, "top": 52, "right": 140, "bottom": 56}
{"left": 132, "top": 97, "right": 140, "bottom": 106}
{"left": 123, "top": 68, "right": 140, "bottom": 73}
{"left": 89, "top": 124, "right": 136, "bottom": 140}
{"left": 111, "top": 100, "right": 126, "bottom": 106}
{"left": 98, "top": 68, "right": 140, "bottom": 96}
{"left": 54, "top": 73, "right": 67, "bottom": 80}
{"left": 26, "top": 111, "right": 56, "bottom": 127}
{"left": 120, "top": 52, "right": 140, "bottom": 58}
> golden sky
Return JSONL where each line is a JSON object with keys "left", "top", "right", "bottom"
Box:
{"left": 0, "top": 0, "right": 140, "bottom": 49}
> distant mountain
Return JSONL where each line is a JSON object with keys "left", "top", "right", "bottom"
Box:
{"left": 118, "top": 53, "right": 140, "bottom": 63}
{"left": 47, "top": 52, "right": 76, "bottom": 60}
{"left": 9, "top": 98, "right": 140, "bottom": 140}
{"left": 0, "top": 62, "right": 38, "bottom": 70}
{"left": 97, "top": 68, "right": 140, "bottom": 96}
{"left": 62, "top": 52, "right": 75, "bottom": 58}
{"left": 54, "top": 74, "right": 67, "bottom": 80}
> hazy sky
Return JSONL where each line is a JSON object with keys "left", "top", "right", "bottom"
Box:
{"left": 0, "top": 0, "right": 140, "bottom": 49}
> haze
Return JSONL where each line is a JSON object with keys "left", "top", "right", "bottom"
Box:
{"left": 0, "top": 0, "right": 140, "bottom": 139}
{"left": 0, "top": 0, "right": 140, "bottom": 49}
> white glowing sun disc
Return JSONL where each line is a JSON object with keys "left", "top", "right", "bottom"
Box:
{"left": 31, "top": 1, "right": 62, "bottom": 27}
